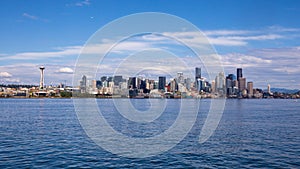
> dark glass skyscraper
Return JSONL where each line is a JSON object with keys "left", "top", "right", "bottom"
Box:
{"left": 128, "top": 77, "right": 137, "bottom": 89}
{"left": 158, "top": 76, "right": 166, "bottom": 91}
{"left": 237, "top": 68, "right": 243, "bottom": 80}
{"left": 195, "top": 67, "right": 201, "bottom": 81}
{"left": 113, "top": 75, "right": 123, "bottom": 86}
{"left": 195, "top": 67, "right": 201, "bottom": 90}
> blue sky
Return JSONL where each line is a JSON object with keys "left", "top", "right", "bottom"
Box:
{"left": 0, "top": 0, "right": 300, "bottom": 89}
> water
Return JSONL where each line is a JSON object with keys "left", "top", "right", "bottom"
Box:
{"left": 0, "top": 99, "right": 299, "bottom": 168}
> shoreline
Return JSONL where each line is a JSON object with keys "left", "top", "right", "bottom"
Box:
{"left": 0, "top": 96, "right": 299, "bottom": 99}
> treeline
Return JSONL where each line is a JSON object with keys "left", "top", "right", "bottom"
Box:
{"left": 0, "top": 84, "right": 38, "bottom": 88}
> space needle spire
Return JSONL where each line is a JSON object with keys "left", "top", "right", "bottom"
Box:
{"left": 39, "top": 66, "right": 45, "bottom": 89}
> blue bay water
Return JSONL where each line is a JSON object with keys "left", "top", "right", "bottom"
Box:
{"left": 0, "top": 99, "right": 299, "bottom": 168}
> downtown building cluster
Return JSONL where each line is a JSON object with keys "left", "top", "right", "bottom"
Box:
{"left": 78, "top": 67, "right": 267, "bottom": 98}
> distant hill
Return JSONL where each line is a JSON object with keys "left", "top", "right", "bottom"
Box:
{"left": 264, "top": 88, "right": 300, "bottom": 94}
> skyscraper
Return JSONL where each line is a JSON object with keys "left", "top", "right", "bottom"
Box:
{"left": 177, "top": 72, "right": 184, "bottom": 84}
{"left": 158, "top": 76, "right": 166, "bottom": 91}
{"left": 80, "top": 75, "right": 87, "bottom": 93}
{"left": 100, "top": 76, "right": 107, "bottom": 82}
{"left": 237, "top": 68, "right": 243, "bottom": 80}
{"left": 128, "top": 77, "right": 137, "bottom": 89}
{"left": 238, "top": 77, "right": 246, "bottom": 92}
{"left": 247, "top": 82, "right": 253, "bottom": 97}
{"left": 195, "top": 67, "right": 201, "bottom": 81}
{"left": 195, "top": 67, "right": 201, "bottom": 90}
{"left": 113, "top": 75, "right": 123, "bottom": 86}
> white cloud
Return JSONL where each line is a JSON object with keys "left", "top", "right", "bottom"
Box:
{"left": 203, "top": 30, "right": 253, "bottom": 36}
{"left": 2, "top": 78, "right": 20, "bottom": 83}
{"left": 66, "top": 0, "right": 90, "bottom": 7}
{"left": 224, "top": 34, "right": 283, "bottom": 41}
{"left": 22, "top": 13, "right": 48, "bottom": 22}
{"left": 0, "top": 46, "right": 82, "bottom": 61}
{"left": 207, "top": 37, "right": 247, "bottom": 46}
{"left": 222, "top": 53, "right": 272, "bottom": 66}
{"left": 22, "top": 13, "right": 38, "bottom": 20}
{"left": 272, "top": 67, "right": 300, "bottom": 74}
{"left": 57, "top": 67, "right": 74, "bottom": 74}
{"left": 268, "top": 25, "right": 300, "bottom": 32}
{"left": 0, "top": 72, "right": 12, "bottom": 78}
{"left": 164, "top": 30, "right": 286, "bottom": 47}
{"left": 75, "top": 0, "right": 90, "bottom": 6}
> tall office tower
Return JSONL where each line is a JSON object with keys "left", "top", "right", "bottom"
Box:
{"left": 128, "top": 77, "right": 137, "bottom": 89}
{"left": 226, "top": 74, "right": 236, "bottom": 95}
{"left": 100, "top": 76, "right": 107, "bottom": 82}
{"left": 39, "top": 66, "right": 45, "bottom": 89}
{"left": 195, "top": 67, "right": 201, "bottom": 90}
{"left": 211, "top": 80, "right": 216, "bottom": 93}
{"left": 91, "top": 80, "right": 98, "bottom": 91}
{"left": 185, "top": 78, "right": 191, "bottom": 90}
{"left": 80, "top": 75, "right": 87, "bottom": 93}
{"left": 215, "top": 72, "right": 225, "bottom": 90}
{"left": 238, "top": 77, "right": 246, "bottom": 92}
{"left": 107, "top": 76, "right": 113, "bottom": 82}
{"left": 170, "top": 79, "right": 176, "bottom": 92}
{"left": 237, "top": 68, "right": 243, "bottom": 80}
{"left": 227, "top": 74, "right": 236, "bottom": 81}
{"left": 158, "top": 76, "right": 166, "bottom": 91}
{"left": 247, "top": 82, "right": 254, "bottom": 97}
{"left": 137, "top": 77, "right": 142, "bottom": 89}
{"left": 177, "top": 72, "right": 184, "bottom": 84}
{"left": 96, "top": 80, "right": 102, "bottom": 89}
{"left": 113, "top": 75, "right": 123, "bottom": 86}
{"left": 195, "top": 67, "right": 201, "bottom": 80}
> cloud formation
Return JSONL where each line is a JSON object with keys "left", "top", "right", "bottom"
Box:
{"left": 57, "top": 67, "right": 74, "bottom": 74}
{"left": 67, "top": 0, "right": 90, "bottom": 7}
{"left": 1, "top": 27, "right": 300, "bottom": 88}
{"left": 0, "top": 72, "right": 12, "bottom": 78}
{"left": 75, "top": 0, "right": 90, "bottom": 6}
{"left": 22, "top": 13, "right": 48, "bottom": 22}
{"left": 22, "top": 13, "right": 38, "bottom": 20}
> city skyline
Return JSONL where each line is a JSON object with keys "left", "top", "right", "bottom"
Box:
{"left": 1, "top": 1, "right": 300, "bottom": 89}
{"left": 77, "top": 67, "right": 263, "bottom": 98}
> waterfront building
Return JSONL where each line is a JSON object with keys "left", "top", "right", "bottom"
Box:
{"left": 100, "top": 76, "right": 107, "bottom": 82}
{"left": 107, "top": 76, "right": 113, "bottom": 82}
{"left": 238, "top": 77, "right": 246, "bottom": 92}
{"left": 80, "top": 75, "right": 87, "bottom": 93}
{"left": 215, "top": 72, "right": 225, "bottom": 94}
{"left": 158, "top": 76, "right": 166, "bottom": 91}
{"left": 128, "top": 77, "right": 137, "bottom": 89}
{"left": 237, "top": 68, "right": 243, "bottom": 80}
{"left": 102, "top": 80, "right": 108, "bottom": 88}
{"left": 185, "top": 78, "right": 191, "bottom": 90}
{"left": 169, "top": 78, "right": 177, "bottom": 92}
{"left": 226, "top": 74, "right": 237, "bottom": 96}
{"left": 195, "top": 67, "right": 201, "bottom": 90}
{"left": 92, "top": 80, "right": 97, "bottom": 90}
{"left": 211, "top": 80, "right": 216, "bottom": 93}
{"left": 177, "top": 72, "right": 184, "bottom": 84}
{"left": 195, "top": 67, "right": 201, "bottom": 81}
{"left": 96, "top": 80, "right": 102, "bottom": 89}
{"left": 113, "top": 75, "right": 123, "bottom": 86}
{"left": 247, "top": 82, "right": 254, "bottom": 97}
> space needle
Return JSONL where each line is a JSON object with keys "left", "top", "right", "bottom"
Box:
{"left": 39, "top": 66, "right": 45, "bottom": 89}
